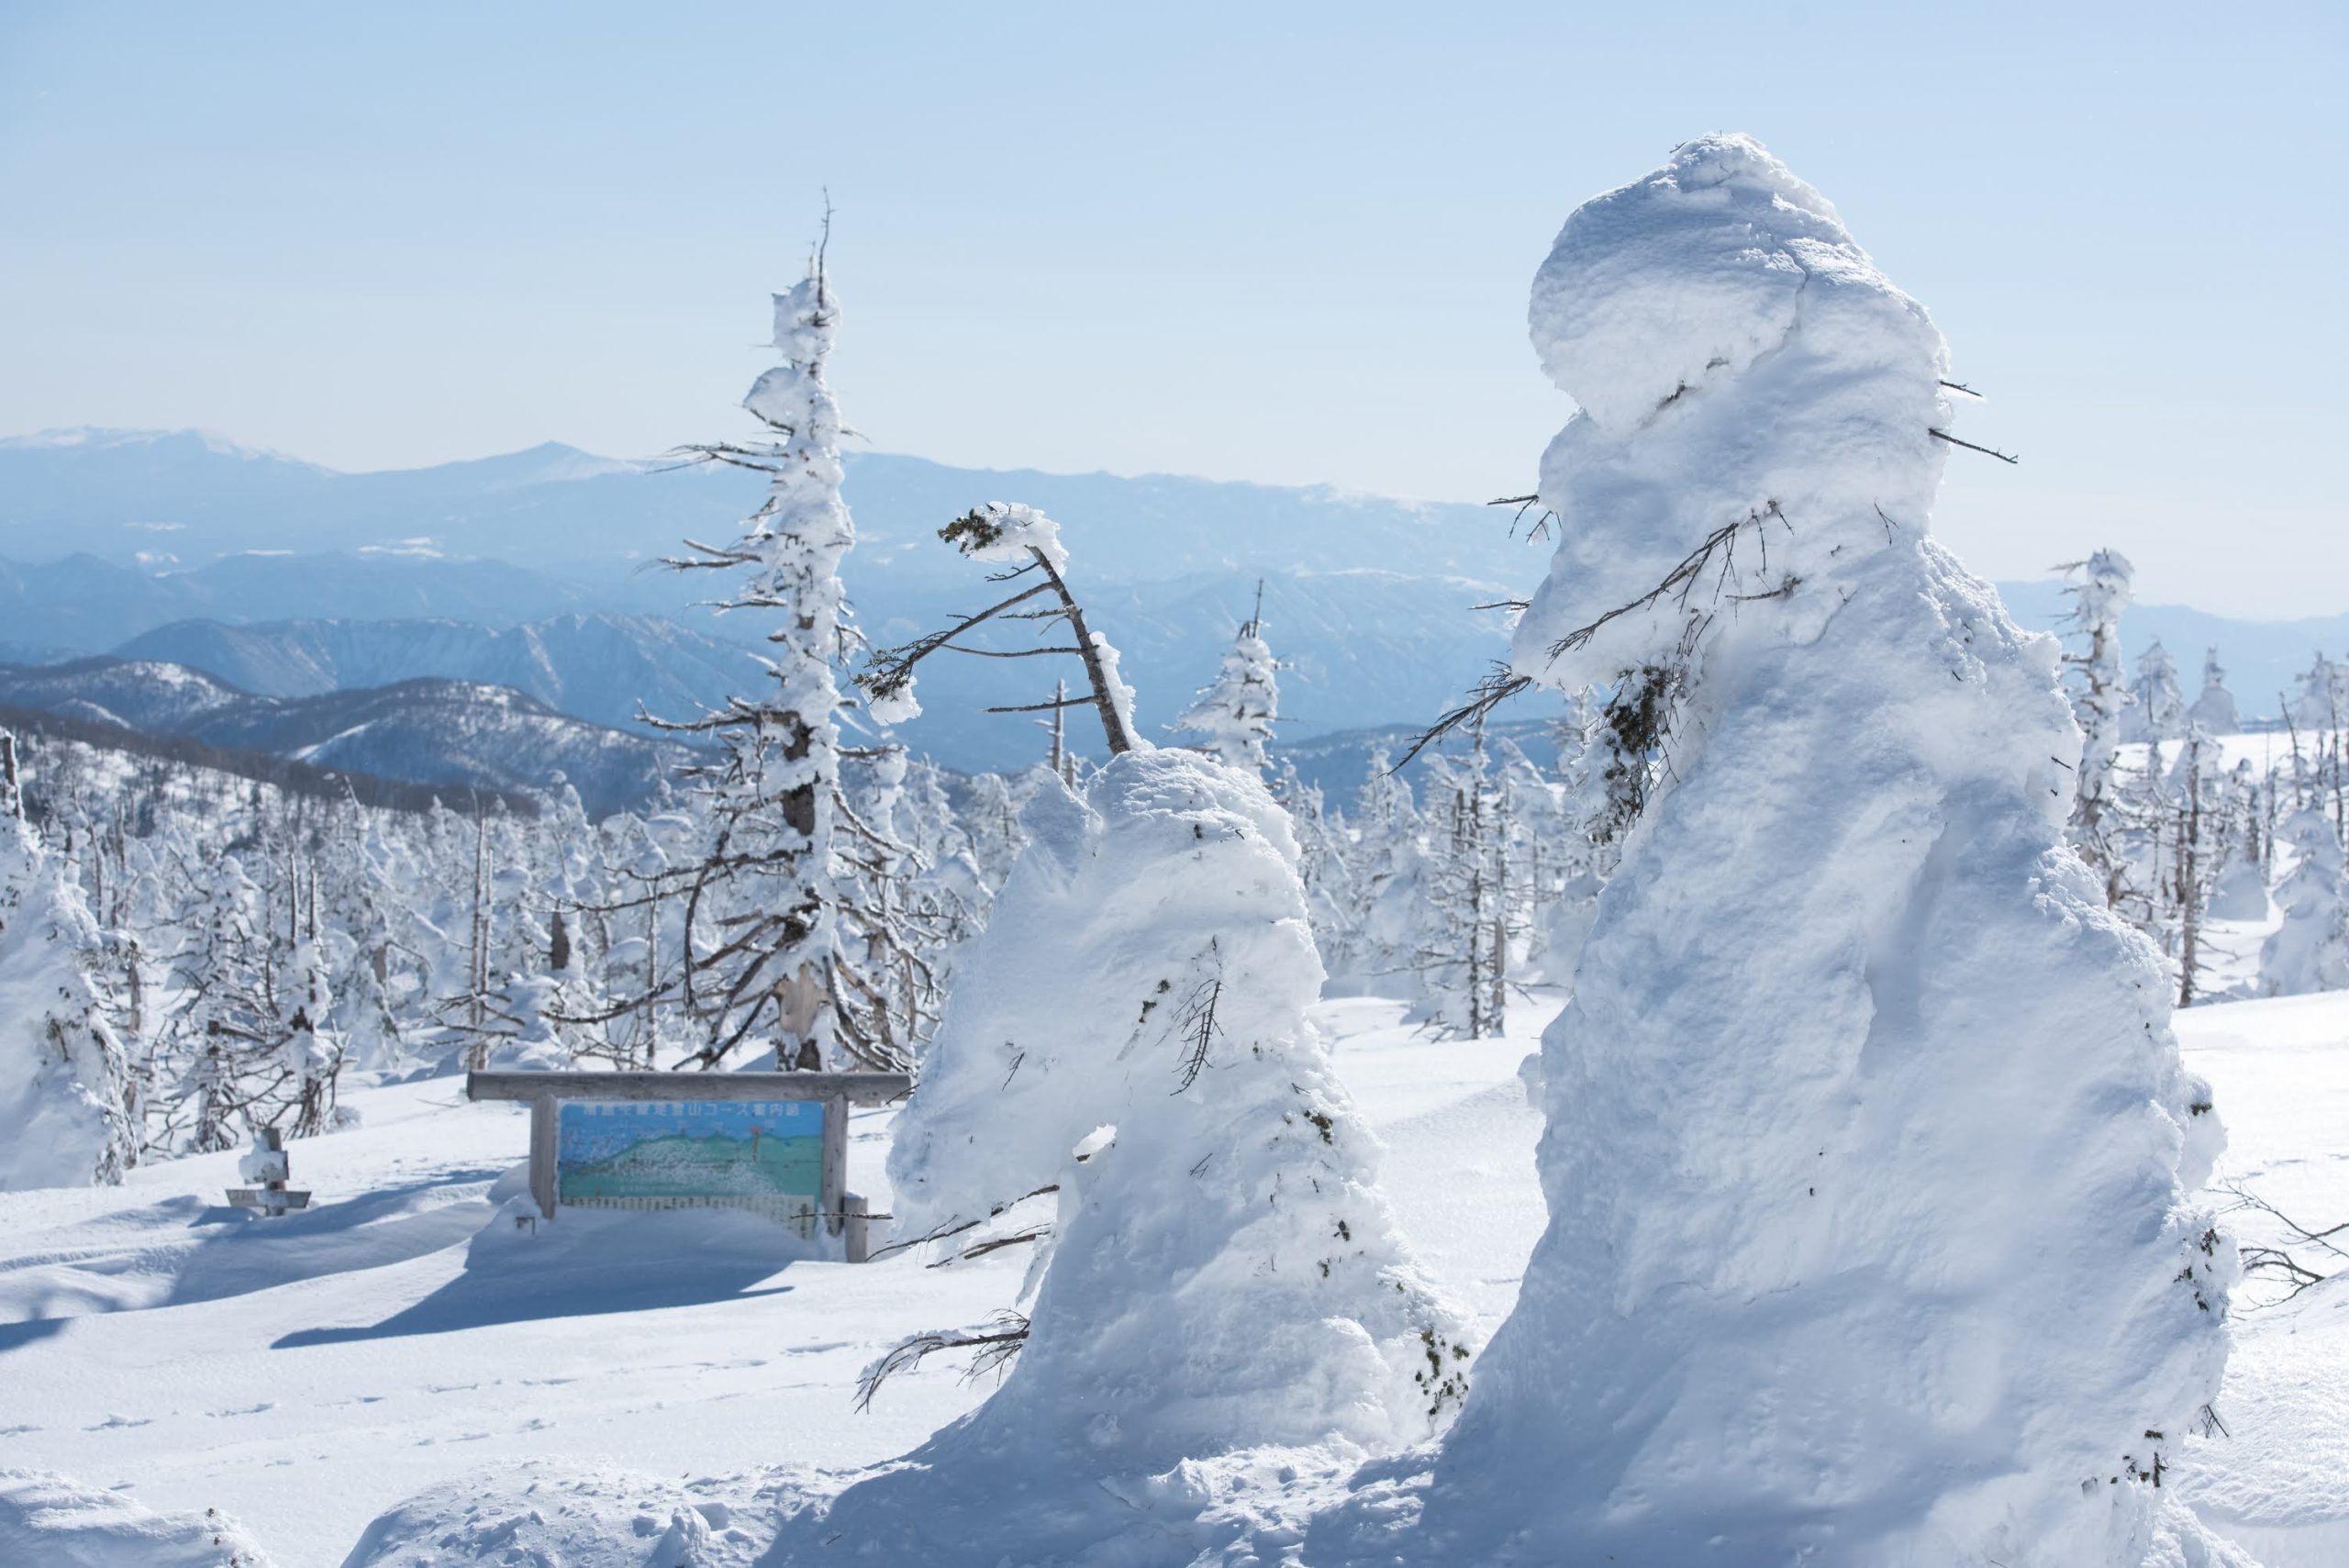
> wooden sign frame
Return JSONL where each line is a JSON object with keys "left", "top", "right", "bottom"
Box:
{"left": 465, "top": 1071, "right": 910, "bottom": 1262}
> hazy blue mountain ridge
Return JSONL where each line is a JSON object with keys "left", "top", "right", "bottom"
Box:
{"left": 5, "top": 429, "right": 2340, "bottom": 775}
{"left": 0, "top": 657, "right": 692, "bottom": 816}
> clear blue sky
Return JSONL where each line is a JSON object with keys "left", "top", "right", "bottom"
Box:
{"left": 4, "top": 2, "right": 2343, "bottom": 615}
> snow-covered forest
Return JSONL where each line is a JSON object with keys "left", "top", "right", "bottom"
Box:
{"left": 6, "top": 37, "right": 2349, "bottom": 1564}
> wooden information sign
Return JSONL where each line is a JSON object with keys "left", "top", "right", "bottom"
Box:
{"left": 464, "top": 1071, "right": 909, "bottom": 1262}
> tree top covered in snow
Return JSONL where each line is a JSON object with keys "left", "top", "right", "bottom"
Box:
{"left": 941, "top": 500, "right": 1070, "bottom": 576}
{"left": 1512, "top": 132, "right": 1952, "bottom": 695}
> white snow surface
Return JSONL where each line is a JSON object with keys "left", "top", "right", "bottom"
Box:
{"left": 0, "top": 1469, "right": 279, "bottom": 1567}
{"left": 1455, "top": 133, "right": 2232, "bottom": 1568}
{"left": 340, "top": 1461, "right": 721, "bottom": 1568}
{"left": 1, "top": 990, "right": 2343, "bottom": 1564}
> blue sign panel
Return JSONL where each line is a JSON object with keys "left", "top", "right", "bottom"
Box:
{"left": 556, "top": 1098, "right": 826, "bottom": 1235}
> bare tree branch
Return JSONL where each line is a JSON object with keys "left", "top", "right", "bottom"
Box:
{"left": 1928, "top": 428, "right": 2019, "bottom": 464}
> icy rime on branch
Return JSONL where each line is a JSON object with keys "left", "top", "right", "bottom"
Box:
{"left": 1419, "top": 134, "right": 2237, "bottom": 1567}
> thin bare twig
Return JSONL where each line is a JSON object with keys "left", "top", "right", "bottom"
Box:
{"left": 855, "top": 1310, "right": 1030, "bottom": 1410}
{"left": 1171, "top": 940, "right": 1225, "bottom": 1094}
{"left": 1396, "top": 667, "right": 1533, "bottom": 771}
{"left": 1928, "top": 428, "right": 2019, "bottom": 464}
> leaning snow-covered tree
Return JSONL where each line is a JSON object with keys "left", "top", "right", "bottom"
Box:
{"left": 0, "top": 730, "right": 137, "bottom": 1189}
{"left": 1416, "top": 135, "right": 2236, "bottom": 1568}
{"left": 1173, "top": 582, "right": 1279, "bottom": 772}
{"left": 818, "top": 521, "right": 1465, "bottom": 1562}
{"left": 860, "top": 501, "right": 1141, "bottom": 759}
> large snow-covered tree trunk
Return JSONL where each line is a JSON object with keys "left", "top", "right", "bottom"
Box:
{"left": 1419, "top": 136, "right": 2234, "bottom": 1568}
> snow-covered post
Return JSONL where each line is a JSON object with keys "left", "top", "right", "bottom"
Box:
{"left": 1174, "top": 582, "right": 1280, "bottom": 772}
{"left": 1422, "top": 137, "right": 2234, "bottom": 1566}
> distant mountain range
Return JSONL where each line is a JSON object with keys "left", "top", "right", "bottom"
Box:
{"left": 4, "top": 428, "right": 2341, "bottom": 777}
{"left": 0, "top": 427, "right": 1529, "bottom": 588}
{"left": 0, "top": 658, "right": 693, "bottom": 817}
{"left": 113, "top": 613, "right": 763, "bottom": 735}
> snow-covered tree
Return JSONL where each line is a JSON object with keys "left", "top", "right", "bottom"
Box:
{"left": 2060, "top": 549, "right": 2135, "bottom": 902}
{"left": 2282, "top": 651, "right": 2349, "bottom": 840}
{"left": 2188, "top": 646, "right": 2241, "bottom": 735}
{"left": 2262, "top": 806, "right": 2349, "bottom": 995}
{"left": 2200, "top": 758, "right": 2272, "bottom": 928}
{"left": 959, "top": 770, "right": 1028, "bottom": 894}
{"left": 1420, "top": 136, "right": 2233, "bottom": 1567}
{"left": 1274, "top": 760, "right": 1361, "bottom": 977}
{"left": 1402, "top": 732, "right": 1520, "bottom": 1037}
{"left": 1174, "top": 584, "right": 1279, "bottom": 772}
{"left": 1532, "top": 690, "right": 1608, "bottom": 984}
{"left": 2288, "top": 650, "right": 2346, "bottom": 730}
{"left": 0, "top": 730, "right": 136, "bottom": 1188}
{"left": 2124, "top": 638, "right": 2189, "bottom": 743}
{"left": 616, "top": 249, "right": 881, "bottom": 1070}
{"left": 1339, "top": 746, "right": 1428, "bottom": 995}
{"left": 834, "top": 510, "right": 1464, "bottom": 1557}
{"left": 2162, "top": 727, "right": 2225, "bottom": 1007}
{"left": 282, "top": 927, "right": 341, "bottom": 1138}
{"left": 841, "top": 746, "right": 1466, "bottom": 1560}
{"left": 860, "top": 502, "right": 1141, "bottom": 760}
{"left": 1344, "top": 744, "right": 1419, "bottom": 904}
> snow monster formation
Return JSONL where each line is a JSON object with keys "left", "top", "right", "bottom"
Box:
{"left": 814, "top": 729, "right": 1464, "bottom": 1560}
{"left": 0, "top": 735, "right": 134, "bottom": 1190}
{"left": 1415, "top": 137, "right": 2239, "bottom": 1567}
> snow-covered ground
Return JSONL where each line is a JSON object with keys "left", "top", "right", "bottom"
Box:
{"left": 1, "top": 990, "right": 2340, "bottom": 1566}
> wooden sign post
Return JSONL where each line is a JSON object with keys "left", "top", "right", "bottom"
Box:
{"left": 466, "top": 1071, "right": 909, "bottom": 1262}
{"left": 226, "top": 1128, "right": 313, "bottom": 1216}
